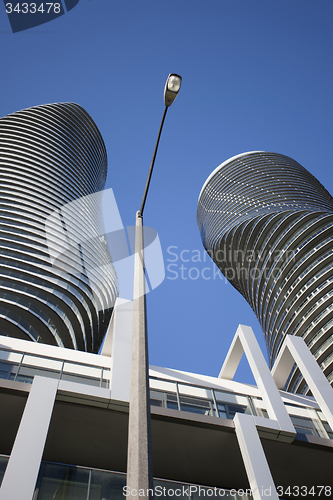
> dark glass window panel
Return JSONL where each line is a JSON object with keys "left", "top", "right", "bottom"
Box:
{"left": 179, "top": 403, "right": 212, "bottom": 416}
{"left": 10, "top": 373, "right": 33, "bottom": 384}
{"left": 290, "top": 415, "right": 319, "bottom": 437}
{"left": 89, "top": 469, "right": 126, "bottom": 500}
{"left": 34, "top": 462, "right": 90, "bottom": 500}
{"left": 0, "top": 456, "right": 9, "bottom": 487}
{"left": 226, "top": 404, "right": 247, "bottom": 419}
{"left": 166, "top": 401, "right": 179, "bottom": 410}
{"left": 150, "top": 399, "right": 163, "bottom": 407}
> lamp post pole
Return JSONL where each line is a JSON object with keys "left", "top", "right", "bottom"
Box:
{"left": 126, "top": 74, "right": 182, "bottom": 500}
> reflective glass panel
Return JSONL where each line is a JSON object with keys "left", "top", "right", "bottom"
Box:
{"left": 89, "top": 469, "right": 126, "bottom": 500}
{"left": 0, "top": 350, "right": 23, "bottom": 382}
{"left": 150, "top": 390, "right": 165, "bottom": 408}
{"left": 191, "top": 484, "right": 252, "bottom": 499}
{"left": 0, "top": 455, "right": 9, "bottom": 487}
{"left": 0, "top": 360, "right": 19, "bottom": 382}
{"left": 214, "top": 390, "right": 250, "bottom": 418}
{"left": 33, "top": 460, "right": 254, "bottom": 500}
{"left": 252, "top": 397, "right": 268, "bottom": 418}
{"left": 179, "top": 395, "right": 213, "bottom": 416}
{"left": 154, "top": 479, "right": 190, "bottom": 500}
{"left": 290, "top": 415, "right": 320, "bottom": 437}
{"left": 34, "top": 462, "right": 90, "bottom": 500}
{"left": 322, "top": 422, "right": 333, "bottom": 439}
{"left": 166, "top": 393, "right": 179, "bottom": 410}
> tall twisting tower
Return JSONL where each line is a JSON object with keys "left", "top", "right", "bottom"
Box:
{"left": 197, "top": 151, "right": 333, "bottom": 394}
{"left": 0, "top": 103, "right": 118, "bottom": 352}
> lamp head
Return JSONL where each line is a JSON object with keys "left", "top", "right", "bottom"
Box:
{"left": 164, "top": 74, "right": 182, "bottom": 107}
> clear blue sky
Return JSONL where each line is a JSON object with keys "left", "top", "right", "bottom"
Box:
{"left": 1, "top": 0, "right": 333, "bottom": 384}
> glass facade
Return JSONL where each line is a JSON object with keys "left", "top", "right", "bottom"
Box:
{"left": 1, "top": 338, "right": 332, "bottom": 441}
{"left": 0, "top": 346, "right": 110, "bottom": 388}
{"left": 150, "top": 377, "right": 333, "bottom": 440}
{"left": 0, "top": 103, "right": 118, "bottom": 353}
{"left": 0, "top": 456, "right": 253, "bottom": 500}
{"left": 2, "top": 337, "right": 332, "bottom": 441}
{"left": 197, "top": 151, "right": 333, "bottom": 394}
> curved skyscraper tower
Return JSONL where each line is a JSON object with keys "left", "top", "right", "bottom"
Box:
{"left": 197, "top": 151, "right": 333, "bottom": 394}
{"left": 0, "top": 103, "right": 118, "bottom": 353}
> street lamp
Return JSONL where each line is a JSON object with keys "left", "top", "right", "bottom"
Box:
{"left": 126, "top": 74, "right": 182, "bottom": 499}
{"left": 140, "top": 74, "right": 182, "bottom": 216}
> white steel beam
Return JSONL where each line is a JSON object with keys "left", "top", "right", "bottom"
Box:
{"left": 103, "top": 297, "right": 133, "bottom": 402}
{"left": 272, "top": 335, "right": 333, "bottom": 431}
{"left": 219, "top": 325, "right": 295, "bottom": 436}
{"left": 234, "top": 413, "right": 279, "bottom": 500}
{"left": 0, "top": 376, "right": 58, "bottom": 500}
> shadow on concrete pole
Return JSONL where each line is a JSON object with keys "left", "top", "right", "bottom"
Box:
{"left": 126, "top": 74, "right": 182, "bottom": 499}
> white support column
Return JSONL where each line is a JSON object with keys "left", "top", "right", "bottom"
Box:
{"left": 0, "top": 376, "right": 58, "bottom": 500}
{"left": 219, "top": 325, "right": 295, "bottom": 436}
{"left": 272, "top": 335, "right": 333, "bottom": 431}
{"left": 234, "top": 413, "right": 279, "bottom": 500}
{"left": 109, "top": 298, "right": 133, "bottom": 402}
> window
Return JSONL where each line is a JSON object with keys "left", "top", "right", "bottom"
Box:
{"left": 290, "top": 415, "right": 319, "bottom": 437}
{"left": 179, "top": 395, "right": 214, "bottom": 416}
{"left": 217, "top": 402, "right": 247, "bottom": 419}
